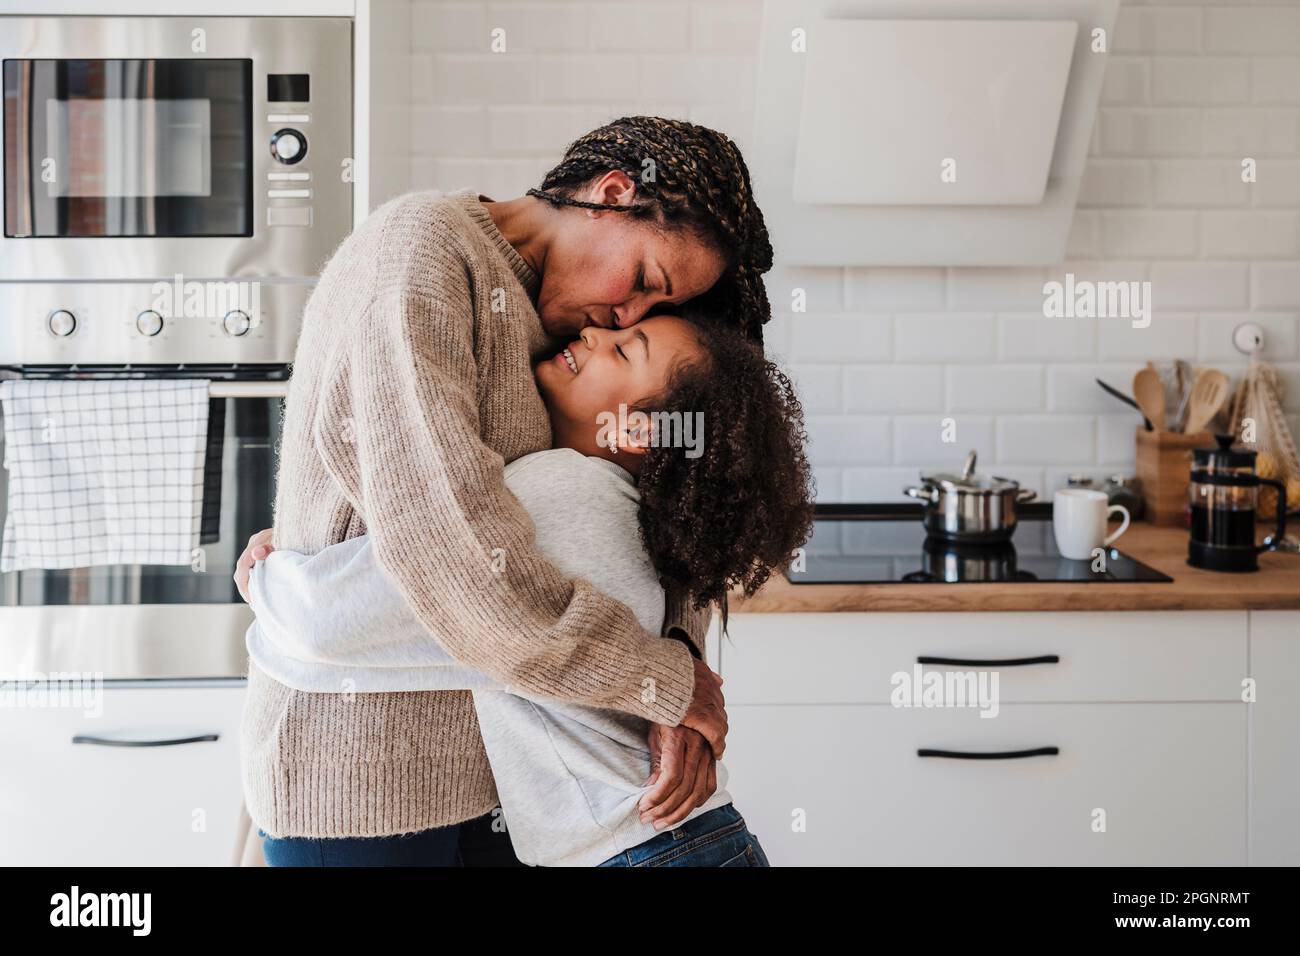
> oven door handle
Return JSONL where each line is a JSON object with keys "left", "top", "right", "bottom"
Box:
{"left": 208, "top": 381, "right": 288, "bottom": 399}
{"left": 71, "top": 733, "right": 219, "bottom": 748}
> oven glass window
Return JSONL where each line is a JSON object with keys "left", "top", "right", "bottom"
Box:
{"left": 3, "top": 59, "right": 252, "bottom": 238}
{"left": 0, "top": 394, "right": 278, "bottom": 606}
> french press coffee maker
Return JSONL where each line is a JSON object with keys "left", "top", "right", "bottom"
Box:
{"left": 1188, "top": 434, "right": 1288, "bottom": 572}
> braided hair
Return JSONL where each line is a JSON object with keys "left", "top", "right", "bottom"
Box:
{"left": 528, "top": 116, "right": 774, "bottom": 343}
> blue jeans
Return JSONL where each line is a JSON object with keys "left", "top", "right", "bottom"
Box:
{"left": 259, "top": 808, "right": 524, "bottom": 867}
{"left": 598, "top": 804, "right": 770, "bottom": 867}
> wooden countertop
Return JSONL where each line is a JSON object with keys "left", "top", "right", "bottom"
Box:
{"left": 732, "top": 523, "right": 1300, "bottom": 613}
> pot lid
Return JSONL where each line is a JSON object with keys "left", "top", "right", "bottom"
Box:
{"left": 920, "top": 450, "right": 1022, "bottom": 494}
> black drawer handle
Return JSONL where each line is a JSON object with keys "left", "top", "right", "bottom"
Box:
{"left": 71, "top": 733, "right": 219, "bottom": 748}
{"left": 917, "top": 655, "right": 1060, "bottom": 667}
{"left": 918, "top": 747, "right": 1060, "bottom": 760}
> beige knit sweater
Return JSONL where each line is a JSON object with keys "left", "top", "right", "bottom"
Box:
{"left": 241, "top": 190, "right": 705, "bottom": 838}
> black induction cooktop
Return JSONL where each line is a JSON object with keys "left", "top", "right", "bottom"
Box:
{"left": 787, "top": 503, "right": 1173, "bottom": 585}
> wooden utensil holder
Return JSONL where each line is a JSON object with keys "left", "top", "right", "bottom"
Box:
{"left": 1134, "top": 427, "right": 1211, "bottom": 525}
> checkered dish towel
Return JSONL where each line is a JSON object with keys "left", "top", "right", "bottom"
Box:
{"left": 1, "top": 379, "right": 211, "bottom": 571}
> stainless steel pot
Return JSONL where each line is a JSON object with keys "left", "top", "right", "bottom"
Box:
{"left": 903, "top": 450, "right": 1037, "bottom": 543}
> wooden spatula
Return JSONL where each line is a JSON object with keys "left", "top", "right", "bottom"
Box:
{"left": 1183, "top": 369, "right": 1230, "bottom": 436}
{"left": 1133, "top": 366, "right": 1166, "bottom": 432}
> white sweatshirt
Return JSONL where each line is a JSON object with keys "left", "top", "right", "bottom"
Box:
{"left": 246, "top": 448, "right": 731, "bottom": 866}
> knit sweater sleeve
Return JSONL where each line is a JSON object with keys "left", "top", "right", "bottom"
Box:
{"left": 311, "top": 288, "right": 696, "bottom": 726}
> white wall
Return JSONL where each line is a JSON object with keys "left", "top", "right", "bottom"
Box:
{"left": 398, "top": 0, "right": 1300, "bottom": 501}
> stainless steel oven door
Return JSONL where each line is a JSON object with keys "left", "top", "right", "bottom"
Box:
{"left": 0, "top": 376, "right": 284, "bottom": 679}
{"left": 0, "top": 15, "right": 352, "bottom": 281}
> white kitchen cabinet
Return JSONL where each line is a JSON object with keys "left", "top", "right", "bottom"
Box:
{"left": 1248, "top": 611, "right": 1300, "bottom": 866}
{"left": 0, "top": 681, "right": 246, "bottom": 866}
{"left": 726, "top": 702, "right": 1245, "bottom": 866}
{"left": 715, "top": 611, "right": 1251, "bottom": 866}
{"left": 718, "top": 612, "right": 1248, "bottom": 704}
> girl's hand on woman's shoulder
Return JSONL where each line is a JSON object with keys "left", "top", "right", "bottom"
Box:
{"left": 234, "top": 528, "right": 275, "bottom": 603}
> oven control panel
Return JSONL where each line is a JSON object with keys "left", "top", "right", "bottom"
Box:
{"left": 0, "top": 283, "right": 311, "bottom": 366}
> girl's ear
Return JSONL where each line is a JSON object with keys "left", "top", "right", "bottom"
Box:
{"left": 614, "top": 413, "right": 654, "bottom": 457}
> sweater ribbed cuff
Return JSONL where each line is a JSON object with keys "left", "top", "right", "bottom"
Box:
{"left": 613, "top": 636, "right": 696, "bottom": 726}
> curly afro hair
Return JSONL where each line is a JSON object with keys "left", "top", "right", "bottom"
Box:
{"left": 632, "top": 316, "right": 815, "bottom": 628}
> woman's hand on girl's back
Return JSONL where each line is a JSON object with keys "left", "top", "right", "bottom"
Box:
{"left": 234, "top": 528, "right": 275, "bottom": 602}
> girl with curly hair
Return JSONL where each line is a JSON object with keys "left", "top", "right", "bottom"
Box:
{"left": 244, "top": 312, "right": 814, "bottom": 866}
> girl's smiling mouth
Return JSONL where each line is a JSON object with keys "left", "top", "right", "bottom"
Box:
{"left": 558, "top": 346, "right": 578, "bottom": 374}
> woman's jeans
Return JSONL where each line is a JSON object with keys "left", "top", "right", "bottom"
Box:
{"left": 260, "top": 808, "right": 523, "bottom": 867}
{"left": 598, "top": 804, "right": 770, "bottom": 867}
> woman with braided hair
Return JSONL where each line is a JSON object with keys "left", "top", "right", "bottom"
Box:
{"left": 233, "top": 117, "right": 779, "bottom": 866}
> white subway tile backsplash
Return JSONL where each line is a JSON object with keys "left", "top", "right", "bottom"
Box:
{"left": 1153, "top": 160, "right": 1252, "bottom": 206}
{"left": 807, "top": 417, "right": 891, "bottom": 466}
{"left": 1098, "top": 313, "right": 1198, "bottom": 361}
{"left": 1098, "top": 414, "right": 1140, "bottom": 467}
{"left": 1101, "top": 56, "right": 1149, "bottom": 105}
{"left": 412, "top": 2, "right": 489, "bottom": 52}
{"left": 1252, "top": 160, "right": 1300, "bottom": 207}
{"left": 1203, "top": 109, "right": 1299, "bottom": 156}
{"left": 691, "top": 1, "right": 763, "bottom": 53}
{"left": 1066, "top": 211, "right": 1101, "bottom": 258}
{"left": 946, "top": 365, "right": 1044, "bottom": 413}
{"left": 844, "top": 365, "right": 945, "bottom": 414}
{"left": 893, "top": 415, "right": 995, "bottom": 466}
{"left": 783, "top": 314, "right": 890, "bottom": 363}
{"left": 590, "top": 3, "right": 689, "bottom": 52}
{"left": 1049, "top": 364, "right": 1145, "bottom": 414}
{"left": 1204, "top": 7, "right": 1300, "bottom": 55}
{"left": 1099, "top": 109, "right": 1201, "bottom": 156}
{"left": 998, "top": 313, "right": 1098, "bottom": 362}
{"left": 998, "top": 417, "right": 1096, "bottom": 465}
{"left": 537, "top": 55, "right": 640, "bottom": 101}
{"left": 1253, "top": 58, "right": 1300, "bottom": 105}
{"left": 811, "top": 467, "right": 844, "bottom": 503}
{"left": 486, "top": 105, "right": 605, "bottom": 152}
{"left": 787, "top": 364, "right": 843, "bottom": 414}
{"left": 1114, "top": 6, "right": 1203, "bottom": 54}
{"left": 1253, "top": 264, "right": 1300, "bottom": 308}
{"left": 430, "top": 54, "right": 537, "bottom": 104}
{"left": 1079, "top": 160, "right": 1153, "bottom": 207}
{"left": 1151, "top": 57, "right": 1249, "bottom": 105}
{"left": 1100, "top": 211, "right": 1199, "bottom": 257}
{"left": 846, "top": 268, "right": 946, "bottom": 310}
{"left": 843, "top": 466, "right": 923, "bottom": 504}
{"left": 895, "top": 314, "right": 997, "bottom": 362}
{"left": 1198, "top": 314, "right": 1299, "bottom": 362}
{"left": 947, "top": 269, "right": 1048, "bottom": 310}
{"left": 765, "top": 267, "right": 844, "bottom": 313}
{"left": 486, "top": 3, "right": 591, "bottom": 51}
{"left": 1201, "top": 211, "right": 1300, "bottom": 258}
{"left": 1149, "top": 263, "right": 1250, "bottom": 309}
{"left": 410, "top": 106, "right": 488, "bottom": 155}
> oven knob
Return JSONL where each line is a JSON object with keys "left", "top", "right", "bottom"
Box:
{"left": 135, "top": 310, "right": 164, "bottom": 337}
{"left": 270, "top": 128, "right": 307, "bottom": 165}
{"left": 223, "top": 310, "right": 252, "bottom": 337}
{"left": 47, "top": 309, "right": 77, "bottom": 337}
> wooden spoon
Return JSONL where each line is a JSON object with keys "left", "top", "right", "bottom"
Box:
{"left": 1183, "top": 369, "right": 1230, "bottom": 436}
{"left": 1132, "top": 366, "right": 1166, "bottom": 432}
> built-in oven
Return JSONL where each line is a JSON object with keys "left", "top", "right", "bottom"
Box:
{"left": 1, "top": 15, "right": 352, "bottom": 281}
{"left": 0, "top": 281, "right": 314, "bottom": 680}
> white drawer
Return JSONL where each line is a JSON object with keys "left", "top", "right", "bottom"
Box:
{"left": 0, "top": 682, "right": 246, "bottom": 866}
{"left": 725, "top": 702, "right": 1246, "bottom": 866}
{"left": 717, "top": 612, "right": 1247, "bottom": 703}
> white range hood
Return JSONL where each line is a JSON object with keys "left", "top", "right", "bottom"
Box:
{"left": 753, "top": 0, "right": 1121, "bottom": 266}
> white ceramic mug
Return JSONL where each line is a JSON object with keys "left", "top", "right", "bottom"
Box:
{"left": 1053, "top": 489, "right": 1131, "bottom": 561}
